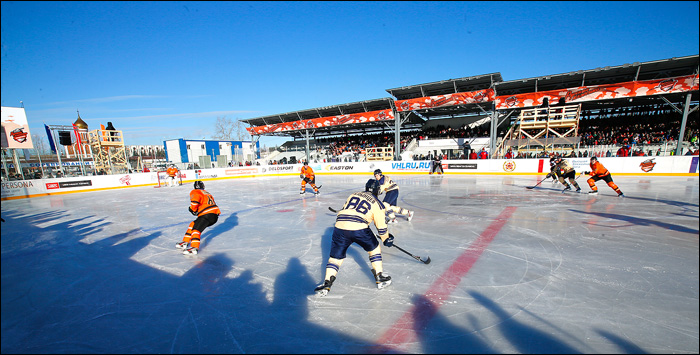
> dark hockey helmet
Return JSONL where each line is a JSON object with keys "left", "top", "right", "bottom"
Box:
{"left": 303, "top": 161, "right": 308, "bottom": 166}
{"left": 590, "top": 156, "right": 598, "bottom": 162}
{"left": 194, "top": 181, "right": 205, "bottom": 190}
{"left": 365, "top": 178, "right": 380, "bottom": 196}
{"left": 373, "top": 169, "right": 382, "bottom": 176}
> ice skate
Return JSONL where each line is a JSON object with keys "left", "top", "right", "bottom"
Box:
{"left": 618, "top": 193, "right": 625, "bottom": 197}
{"left": 182, "top": 247, "right": 198, "bottom": 255}
{"left": 407, "top": 211, "right": 414, "bottom": 222}
{"left": 589, "top": 190, "right": 598, "bottom": 194}
{"left": 372, "top": 269, "right": 392, "bottom": 289}
{"left": 314, "top": 276, "right": 335, "bottom": 297}
{"left": 562, "top": 185, "right": 571, "bottom": 193}
{"left": 175, "top": 241, "right": 188, "bottom": 250}
{"left": 576, "top": 186, "right": 581, "bottom": 193}
{"left": 300, "top": 189, "right": 305, "bottom": 195}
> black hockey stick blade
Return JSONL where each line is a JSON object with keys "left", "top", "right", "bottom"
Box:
{"left": 328, "top": 207, "right": 339, "bottom": 213}
{"left": 393, "top": 244, "right": 431, "bottom": 264}
{"left": 526, "top": 178, "right": 547, "bottom": 189}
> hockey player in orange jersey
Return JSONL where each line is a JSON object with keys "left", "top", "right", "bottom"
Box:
{"left": 583, "top": 156, "right": 624, "bottom": 197}
{"left": 166, "top": 164, "right": 179, "bottom": 187}
{"left": 176, "top": 181, "right": 221, "bottom": 255}
{"left": 299, "top": 161, "right": 321, "bottom": 195}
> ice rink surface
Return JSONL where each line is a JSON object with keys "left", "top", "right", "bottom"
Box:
{"left": 2, "top": 174, "right": 698, "bottom": 354}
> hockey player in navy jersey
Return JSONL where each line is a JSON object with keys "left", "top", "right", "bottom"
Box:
{"left": 373, "top": 169, "right": 402, "bottom": 223}
{"left": 365, "top": 178, "right": 413, "bottom": 222}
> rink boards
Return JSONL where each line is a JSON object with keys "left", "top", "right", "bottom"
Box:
{"left": 2, "top": 155, "right": 698, "bottom": 200}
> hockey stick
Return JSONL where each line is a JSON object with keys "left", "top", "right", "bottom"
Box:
{"left": 375, "top": 234, "right": 431, "bottom": 264}
{"left": 526, "top": 176, "right": 548, "bottom": 189}
{"left": 328, "top": 206, "right": 340, "bottom": 213}
{"left": 392, "top": 244, "right": 431, "bottom": 264}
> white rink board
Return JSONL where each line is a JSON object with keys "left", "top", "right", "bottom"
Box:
{"left": 2, "top": 156, "right": 698, "bottom": 200}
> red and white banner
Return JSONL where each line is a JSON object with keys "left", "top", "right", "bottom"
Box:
{"left": 247, "top": 109, "right": 394, "bottom": 135}
{"left": 245, "top": 74, "right": 698, "bottom": 134}
{"left": 1, "top": 106, "right": 34, "bottom": 149}
{"left": 495, "top": 74, "right": 699, "bottom": 110}
{"left": 395, "top": 89, "right": 495, "bottom": 112}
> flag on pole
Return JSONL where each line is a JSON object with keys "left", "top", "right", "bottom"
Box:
{"left": 44, "top": 124, "right": 56, "bottom": 153}
{"left": 72, "top": 123, "right": 82, "bottom": 154}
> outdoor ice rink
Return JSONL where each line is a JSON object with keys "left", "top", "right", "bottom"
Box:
{"left": 1, "top": 174, "right": 698, "bottom": 354}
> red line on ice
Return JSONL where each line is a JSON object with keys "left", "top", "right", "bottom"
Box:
{"left": 372, "top": 206, "right": 517, "bottom": 353}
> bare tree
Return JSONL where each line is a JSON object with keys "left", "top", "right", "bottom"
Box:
{"left": 32, "top": 134, "right": 48, "bottom": 156}
{"left": 213, "top": 116, "right": 251, "bottom": 141}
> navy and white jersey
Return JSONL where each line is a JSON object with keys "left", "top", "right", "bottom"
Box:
{"left": 335, "top": 191, "right": 388, "bottom": 239}
{"left": 376, "top": 174, "right": 399, "bottom": 194}
{"left": 556, "top": 159, "right": 575, "bottom": 174}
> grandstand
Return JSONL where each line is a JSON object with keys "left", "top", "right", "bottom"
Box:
{"left": 242, "top": 55, "right": 699, "bottom": 162}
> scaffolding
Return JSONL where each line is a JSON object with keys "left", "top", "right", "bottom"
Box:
{"left": 88, "top": 128, "right": 129, "bottom": 173}
{"left": 495, "top": 104, "right": 582, "bottom": 157}
{"left": 365, "top": 146, "right": 394, "bottom": 161}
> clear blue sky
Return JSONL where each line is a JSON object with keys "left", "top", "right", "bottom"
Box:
{"left": 2, "top": 1, "right": 698, "bottom": 149}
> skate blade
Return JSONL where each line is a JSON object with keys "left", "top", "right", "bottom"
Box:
{"left": 377, "top": 280, "right": 392, "bottom": 289}
{"left": 314, "top": 289, "right": 329, "bottom": 298}
{"left": 309, "top": 293, "right": 343, "bottom": 300}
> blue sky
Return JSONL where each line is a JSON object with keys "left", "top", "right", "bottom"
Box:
{"left": 2, "top": 1, "right": 698, "bottom": 149}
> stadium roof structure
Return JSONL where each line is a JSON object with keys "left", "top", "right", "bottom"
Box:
{"left": 239, "top": 97, "right": 402, "bottom": 139}
{"left": 241, "top": 54, "right": 698, "bottom": 141}
{"left": 494, "top": 54, "right": 699, "bottom": 112}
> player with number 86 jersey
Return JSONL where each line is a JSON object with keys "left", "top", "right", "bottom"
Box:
{"left": 314, "top": 182, "right": 392, "bottom": 296}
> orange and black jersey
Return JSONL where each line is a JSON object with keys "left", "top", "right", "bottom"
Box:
{"left": 190, "top": 189, "right": 221, "bottom": 217}
{"left": 166, "top": 167, "right": 178, "bottom": 177}
{"left": 301, "top": 165, "right": 315, "bottom": 179}
{"left": 588, "top": 161, "right": 610, "bottom": 177}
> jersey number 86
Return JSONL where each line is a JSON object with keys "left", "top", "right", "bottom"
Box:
{"left": 344, "top": 196, "right": 372, "bottom": 215}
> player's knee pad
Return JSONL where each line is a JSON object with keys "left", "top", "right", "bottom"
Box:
{"left": 607, "top": 181, "right": 619, "bottom": 190}
{"left": 368, "top": 245, "right": 382, "bottom": 256}
{"left": 587, "top": 178, "right": 595, "bottom": 187}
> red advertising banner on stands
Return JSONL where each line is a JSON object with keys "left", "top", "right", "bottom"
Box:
{"left": 395, "top": 89, "right": 496, "bottom": 112}
{"left": 495, "top": 74, "right": 699, "bottom": 110}
{"left": 247, "top": 109, "right": 394, "bottom": 135}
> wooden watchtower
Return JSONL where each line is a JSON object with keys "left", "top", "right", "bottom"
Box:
{"left": 496, "top": 103, "right": 582, "bottom": 157}
{"left": 88, "top": 126, "right": 129, "bottom": 173}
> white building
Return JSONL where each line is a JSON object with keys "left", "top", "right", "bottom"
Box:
{"left": 163, "top": 138, "right": 259, "bottom": 168}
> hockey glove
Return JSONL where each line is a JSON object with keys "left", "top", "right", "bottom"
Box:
{"left": 383, "top": 234, "right": 395, "bottom": 248}
{"left": 188, "top": 207, "right": 198, "bottom": 216}
{"left": 583, "top": 171, "right": 591, "bottom": 175}
{"left": 300, "top": 173, "right": 305, "bottom": 179}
